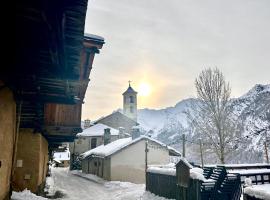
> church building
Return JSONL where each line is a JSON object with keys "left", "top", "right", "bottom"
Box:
{"left": 70, "top": 83, "right": 139, "bottom": 169}
{"left": 122, "top": 81, "right": 138, "bottom": 122}
{"left": 93, "top": 82, "right": 139, "bottom": 133}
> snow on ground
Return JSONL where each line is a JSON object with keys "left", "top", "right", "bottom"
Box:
{"left": 244, "top": 184, "right": 270, "bottom": 200}
{"left": 71, "top": 170, "right": 105, "bottom": 184}
{"left": 13, "top": 167, "right": 172, "bottom": 200}
{"left": 12, "top": 190, "right": 48, "bottom": 200}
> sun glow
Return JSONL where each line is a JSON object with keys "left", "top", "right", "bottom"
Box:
{"left": 138, "top": 82, "right": 151, "bottom": 96}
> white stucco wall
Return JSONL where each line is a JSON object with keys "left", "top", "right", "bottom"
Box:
{"left": 110, "top": 139, "right": 170, "bottom": 183}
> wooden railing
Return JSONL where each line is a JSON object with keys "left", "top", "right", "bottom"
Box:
{"left": 146, "top": 166, "right": 242, "bottom": 200}
{"left": 198, "top": 164, "right": 270, "bottom": 185}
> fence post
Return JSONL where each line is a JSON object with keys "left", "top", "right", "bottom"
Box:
{"left": 145, "top": 140, "right": 148, "bottom": 183}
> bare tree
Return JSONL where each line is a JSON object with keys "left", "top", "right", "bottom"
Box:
{"left": 188, "top": 68, "right": 238, "bottom": 164}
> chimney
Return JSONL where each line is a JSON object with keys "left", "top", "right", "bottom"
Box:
{"left": 118, "top": 127, "right": 126, "bottom": 139}
{"left": 84, "top": 119, "right": 91, "bottom": 129}
{"left": 131, "top": 126, "right": 141, "bottom": 140}
{"left": 104, "top": 128, "right": 111, "bottom": 145}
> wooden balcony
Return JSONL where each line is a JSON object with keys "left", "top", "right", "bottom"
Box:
{"left": 43, "top": 103, "right": 82, "bottom": 139}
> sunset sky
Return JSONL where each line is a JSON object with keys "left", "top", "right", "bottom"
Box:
{"left": 82, "top": 0, "right": 270, "bottom": 120}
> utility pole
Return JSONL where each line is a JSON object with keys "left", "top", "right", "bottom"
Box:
{"left": 199, "top": 139, "right": 204, "bottom": 167}
{"left": 145, "top": 140, "right": 148, "bottom": 187}
{"left": 264, "top": 141, "right": 269, "bottom": 164}
{"left": 182, "top": 134, "right": 186, "bottom": 157}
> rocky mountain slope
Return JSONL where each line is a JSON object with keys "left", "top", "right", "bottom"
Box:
{"left": 137, "top": 84, "right": 270, "bottom": 164}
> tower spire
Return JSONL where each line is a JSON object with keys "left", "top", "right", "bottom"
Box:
{"left": 123, "top": 81, "right": 137, "bottom": 122}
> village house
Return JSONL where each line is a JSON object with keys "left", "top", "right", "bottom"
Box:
{"left": 80, "top": 127, "right": 180, "bottom": 183}
{"left": 53, "top": 150, "right": 70, "bottom": 168}
{"left": 69, "top": 123, "right": 130, "bottom": 168}
{"left": 0, "top": 1, "right": 104, "bottom": 198}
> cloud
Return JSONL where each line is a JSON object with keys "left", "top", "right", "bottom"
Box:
{"left": 83, "top": 0, "right": 270, "bottom": 119}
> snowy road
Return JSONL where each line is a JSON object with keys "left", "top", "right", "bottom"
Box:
{"left": 12, "top": 167, "right": 170, "bottom": 200}
{"left": 52, "top": 168, "right": 148, "bottom": 200}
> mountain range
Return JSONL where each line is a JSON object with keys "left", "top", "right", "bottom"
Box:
{"left": 137, "top": 84, "right": 270, "bottom": 164}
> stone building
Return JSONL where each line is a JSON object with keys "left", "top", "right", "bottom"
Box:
{"left": 95, "top": 111, "right": 138, "bottom": 134}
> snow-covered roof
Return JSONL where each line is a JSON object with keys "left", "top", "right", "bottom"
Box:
{"left": 81, "top": 136, "right": 181, "bottom": 159}
{"left": 176, "top": 157, "right": 193, "bottom": 169}
{"left": 84, "top": 33, "right": 105, "bottom": 43}
{"left": 53, "top": 151, "right": 70, "bottom": 161}
{"left": 77, "top": 123, "right": 119, "bottom": 137}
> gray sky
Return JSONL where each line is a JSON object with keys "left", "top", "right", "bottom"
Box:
{"left": 83, "top": 0, "right": 270, "bottom": 120}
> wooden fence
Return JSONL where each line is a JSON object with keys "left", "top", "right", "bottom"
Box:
{"left": 146, "top": 172, "right": 203, "bottom": 200}
{"left": 146, "top": 172, "right": 177, "bottom": 199}
{"left": 146, "top": 168, "right": 241, "bottom": 200}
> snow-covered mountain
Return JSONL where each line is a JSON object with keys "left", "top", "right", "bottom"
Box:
{"left": 138, "top": 84, "right": 270, "bottom": 163}
{"left": 138, "top": 98, "right": 197, "bottom": 137}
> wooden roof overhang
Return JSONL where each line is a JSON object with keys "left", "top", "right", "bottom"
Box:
{"left": 77, "top": 34, "right": 105, "bottom": 101}
{"left": 43, "top": 35, "right": 105, "bottom": 144}
{"left": 16, "top": 34, "right": 104, "bottom": 144}
{"left": 2, "top": 0, "right": 91, "bottom": 144}
{"left": 2, "top": 0, "right": 89, "bottom": 103}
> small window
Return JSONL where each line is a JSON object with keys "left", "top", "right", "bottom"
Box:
{"left": 130, "top": 106, "right": 134, "bottom": 113}
{"left": 129, "top": 96, "right": 134, "bottom": 103}
{"left": 94, "top": 162, "right": 97, "bottom": 166}
{"left": 91, "top": 138, "right": 97, "bottom": 149}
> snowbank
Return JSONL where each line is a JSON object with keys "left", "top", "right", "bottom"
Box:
{"left": 147, "top": 164, "right": 206, "bottom": 182}
{"left": 147, "top": 163, "right": 207, "bottom": 181}
{"left": 147, "top": 167, "right": 176, "bottom": 176}
{"left": 244, "top": 184, "right": 270, "bottom": 200}
{"left": 12, "top": 189, "right": 48, "bottom": 200}
{"left": 190, "top": 168, "right": 206, "bottom": 182}
{"left": 71, "top": 170, "right": 105, "bottom": 184}
{"left": 44, "top": 176, "right": 55, "bottom": 196}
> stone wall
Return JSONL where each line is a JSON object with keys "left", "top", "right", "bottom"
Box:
{"left": 0, "top": 84, "right": 16, "bottom": 200}
{"left": 12, "top": 129, "right": 48, "bottom": 193}
{"left": 97, "top": 112, "right": 137, "bottom": 134}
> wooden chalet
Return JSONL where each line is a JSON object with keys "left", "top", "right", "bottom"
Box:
{"left": 0, "top": 0, "right": 104, "bottom": 198}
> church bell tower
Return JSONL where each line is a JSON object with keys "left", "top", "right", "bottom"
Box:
{"left": 123, "top": 81, "right": 137, "bottom": 122}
